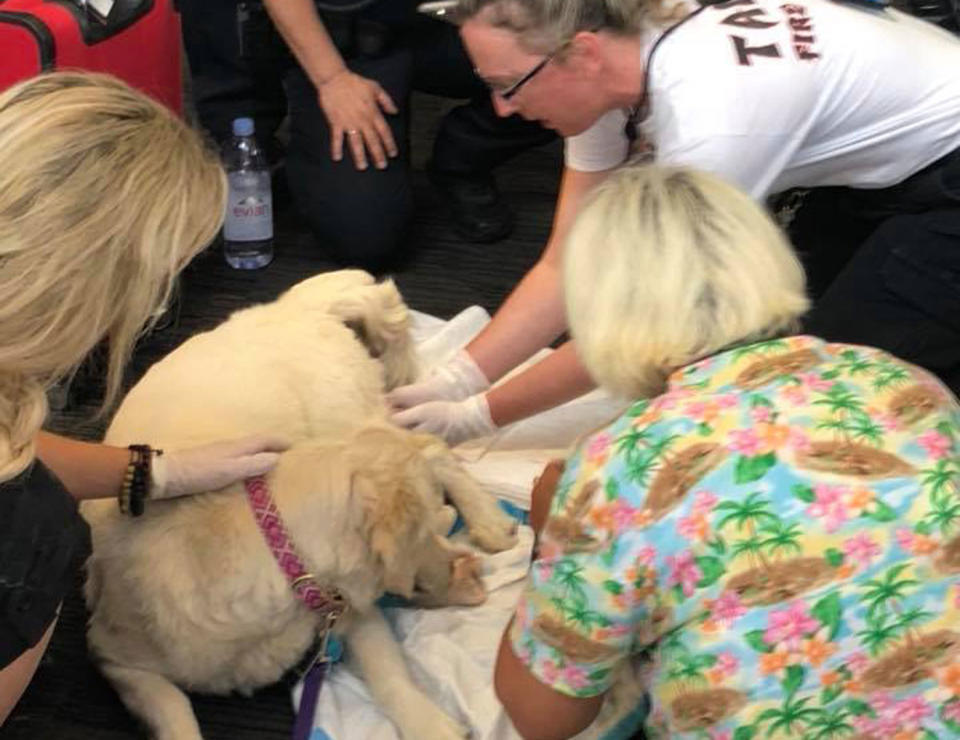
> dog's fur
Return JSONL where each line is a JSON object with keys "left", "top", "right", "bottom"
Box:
{"left": 81, "top": 270, "right": 518, "bottom": 740}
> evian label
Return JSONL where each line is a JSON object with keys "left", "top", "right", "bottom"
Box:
{"left": 224, "top": 174, "right": 273, "bottom": 241}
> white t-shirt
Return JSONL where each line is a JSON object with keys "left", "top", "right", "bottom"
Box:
{"left": 565, "top": 0, "right": 960, "bottom": 198}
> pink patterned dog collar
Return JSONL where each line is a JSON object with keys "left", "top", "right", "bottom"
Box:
{"left": 245, "top": 475, "right": 348, "bottom": 622}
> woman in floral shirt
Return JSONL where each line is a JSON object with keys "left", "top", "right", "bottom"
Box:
{"left": 493, "top": 166, "right": 960, "bottom": 740}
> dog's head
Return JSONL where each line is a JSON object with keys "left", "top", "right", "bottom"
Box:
{"left": 281, "top": 270, "right": 418, "bottom": 390}
{"left": 345, "top": 426, "right": 485, "bottom": 606}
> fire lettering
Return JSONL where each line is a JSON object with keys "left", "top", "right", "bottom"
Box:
{"left": 730, "top": 35, "right": 782, "bottom": 66}
{"left": 722, "top": 8, "right": 779, "bottom": 28}
{"left": 780, "top": 3, "right": 819, "bottom": 60}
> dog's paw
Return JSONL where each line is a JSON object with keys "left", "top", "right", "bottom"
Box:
{"left": 447, "top": 554, "right": 486, "bottom": 606}
{"left": 468, "top": 506, "right": 519, "bottom": 553}
{"left": 397, "top": 700, "right": 469, "bottom": 740}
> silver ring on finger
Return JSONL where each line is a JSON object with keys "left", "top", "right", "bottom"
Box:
{"left": 347, "top": 129, "right": 359, "bottom": 136}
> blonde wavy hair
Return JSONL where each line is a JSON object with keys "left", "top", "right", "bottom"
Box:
{"left": 0, "top": 72, "right": 226, "bottom": 482}
{"left": 452, "top": 0, "right": 686, "bottom": 53}
{"left": 564, "top": 165, "right": 810, "bottom": 399}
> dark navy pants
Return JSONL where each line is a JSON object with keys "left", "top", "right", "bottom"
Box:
{"left": 792, "top": 147, "right": 960, "bottom": 394}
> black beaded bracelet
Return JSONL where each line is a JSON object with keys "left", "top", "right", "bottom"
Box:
{"left": 118, "top": 445, "right": 162, "bottom": 517}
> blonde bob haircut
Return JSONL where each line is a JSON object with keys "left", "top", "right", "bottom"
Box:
{"left": 564, "top": 165, "right": 809, "bottom": 400}
{"left": 0, "top": 72, "right": 226, "bottom": 481}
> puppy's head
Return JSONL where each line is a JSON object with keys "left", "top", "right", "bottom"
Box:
{"left": 347, "top": 426, "right": 448, "bottom": 599}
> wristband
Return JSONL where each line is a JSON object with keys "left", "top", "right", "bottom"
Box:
{"left": 118, "top": 445, "right": 163, "bottom": 517}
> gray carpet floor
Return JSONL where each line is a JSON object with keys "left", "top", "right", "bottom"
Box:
{"left": 4, "top": 96, "right": 564, "bottom": 740}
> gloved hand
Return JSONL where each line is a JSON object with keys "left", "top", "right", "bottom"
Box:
{"left": 390, "top": 394, "right": 496, "bottom": 447}
{"left": 150, "top": 435, "right": 290, "bottom": 499}
{"left": 387, "top": 349, "right": 490, "bottom": 410}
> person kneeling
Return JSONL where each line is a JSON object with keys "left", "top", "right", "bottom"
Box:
{"left": 495, "top": 165, "right": 960, "bottom": 740}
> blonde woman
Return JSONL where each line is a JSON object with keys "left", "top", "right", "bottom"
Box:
{"left": 389, "top": 0, "right": 960, "bottom": 445}
{"left": 0, "top": 73, "right": 287, "bottom": 723}
{"left": 494, "top": 166, "right": 960, "bottom": 739}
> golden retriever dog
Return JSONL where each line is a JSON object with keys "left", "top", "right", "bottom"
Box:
{"left": 81, "top": 270, "right": 518, "bottom": 740}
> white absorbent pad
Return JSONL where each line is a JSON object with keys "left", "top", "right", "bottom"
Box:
{"left": 292, "top": 308, "right": 643, "bottom": 740}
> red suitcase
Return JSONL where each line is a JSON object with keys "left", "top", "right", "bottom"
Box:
{"left": 0, "top": 0, "right": 182, "bottom": 114}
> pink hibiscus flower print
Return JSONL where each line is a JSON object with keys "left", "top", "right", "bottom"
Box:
{"left": 637, "top": 545, "right": 657, "bottom": 566}
{"left": 867, "top": 691, "right": 896, "bottom": 713}
{"left": 535, "top": 560, "right": 556, "bottom": 582}
{"left": 896, "top": 528, "right": 915, "bottom": 551}
{"left": 707, "top": 592, "right": 746, "bottom": 625}
{"left": 677, "top": 512, "right": 709, "bottom": 541}
{"left": 541, "top": 659, "right": 560, "bottom": 684}
{"left": 893, "top": 695, "right": 931, "bottom": 728}
{"left": 846, "top": 652, "right": 870, "bottom": 675}
{"left": 807, "top": 483, "right": 849, "bottom": 532}
{"left": 843, "top": 532, "right": 881, "bottom": 567}
{"left": 716, "top": 393, "right": 739, "bottom": 409}
{"left": 787, "top": 427, "right": 812, "bottom": 453}
{"left": 765, "top": 601, "right": 819, "bottom": 648}
{"left": 586, "top": 432, "right": 613, "bottom": 463}
{"left": 685, "top": 400, "right": 718, "bottom": 423}
{"left": 665, "top": 551, "right": 703, "bottom": 597}
{"left": 715, "top": 652, "right": 739, "bottom": 676}
{"left": 693, "top": 490, "right": 719, "bottom": 514}
{"left": 918, "top": 429, "right": 952, "bottom": 460}
{"left": 781, "top": 385, "right": 808, "bottom": 406}
{"left": 728, "top": 428, "right": 764, "bottom": 456}
{"left": 562, "top": 664, "right": 591, "bottom": 690}
{"left": 800, "top": 372, "right": 833, "bottom": 392}
{"left": 943, "top": 701, "right": 960, "bottom": 724}
{"left": 751, "top": 406, "right": 773, "bottom": 424}
{"left": 609, "top": 500, "right": 641, "bottom": 531}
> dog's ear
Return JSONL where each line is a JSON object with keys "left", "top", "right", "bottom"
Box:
{"left": 354, "top": 472, "right": 420, "bottom": 598}
{"left": 327, "top": 279, "right": 418, "bottom": 390}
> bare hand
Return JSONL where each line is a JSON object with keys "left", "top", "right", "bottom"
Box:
{"left": 317, "top": 69, "right": 398, "bottom": 170}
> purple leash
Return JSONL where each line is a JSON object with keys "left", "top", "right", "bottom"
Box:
{"left": 292, "top": 660, "right": 328, "bottom": 740}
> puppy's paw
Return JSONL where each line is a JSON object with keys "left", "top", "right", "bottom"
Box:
{"left": 468, "top": 506, "right": 518, "bottom": 553}
{"left": 398, "top": 700, "right": 469, "bottom": 740}
{"left": 447, "top": 554, "right": 486, "bottom": 606}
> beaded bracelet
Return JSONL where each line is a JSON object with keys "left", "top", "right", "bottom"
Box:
{"left": 118, "top": 445, "right": 162, "bottom": 517}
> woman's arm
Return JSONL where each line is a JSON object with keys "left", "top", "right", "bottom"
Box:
{"left": 467, "top": 166, "right": 613, "bottom": 383}
{"left": 494, "top": 622, "right": 604, "bottom": 740}
{"left": 34, "top": 431, "right": 128, "bottom": 501}
{"left": 34, "top": 431, "right": 288, "bottom": 502}
{"left": 485, "top": 341, "right": 596, "bottom": 428}
{"left": 0, "top": 617, "right": 56, "bottom": 726}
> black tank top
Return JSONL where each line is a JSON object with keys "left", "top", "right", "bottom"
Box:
{"left": 0, "top": 460, "right": 90, "bottom": 668}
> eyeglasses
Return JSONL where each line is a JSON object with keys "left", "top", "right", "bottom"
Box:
{"left": 496, "top": 51, "right": 556, "bottom": 100}
{"left": 483, "top": 39, "right": 571, "bottom": 101}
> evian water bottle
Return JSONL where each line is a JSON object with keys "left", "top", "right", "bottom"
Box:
{"left": 222, "top": 117, "right": 273, "bottom": 269}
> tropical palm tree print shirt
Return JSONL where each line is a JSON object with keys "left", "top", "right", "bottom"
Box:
{"left": 510, "top": 336, "right": 960, "bottom": 739}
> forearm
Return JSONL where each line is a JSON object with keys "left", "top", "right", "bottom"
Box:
{"left": 34, "top": 431, "right": 128, "bottom": 501}
{"left": 486, "top": 342, "right": 596, "bottom": 428}
{"left": 468, "top": 167, "right": 613, "bottom": 384}
{"left": 468, "top": 257, "right": 567, "bottom": 384}
{"left": 0, "top": 617, "right": 56, "bottom": 725}
{"left": 262, "top": 0, "right": 345, "bottom": 89}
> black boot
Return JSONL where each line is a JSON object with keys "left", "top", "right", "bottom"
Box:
{"left": 427, "top": 163, "right": 515, "bottom": 243}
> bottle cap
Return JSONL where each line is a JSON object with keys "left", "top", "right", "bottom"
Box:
{"left": 232, "top": 117, "right": 255, "bottom": 136}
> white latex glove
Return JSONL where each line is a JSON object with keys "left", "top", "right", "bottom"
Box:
{"left": 390, "top": 394, "right": 496, "bottom": 447}
{"left": 150, "top": 435, "right": 290, "bottom": 499}
{"left": 387, "top": 349, "right": 490, "bottom": 410}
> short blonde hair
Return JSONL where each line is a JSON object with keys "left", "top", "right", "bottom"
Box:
{"left": 454, "top": 0, "right": 685, "bottom": 53}
{"left": 564, "top": 165, "right": 809, "bottom": 399}
{"left": 0, "top": 73, "right": 226, "bottom": 480}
